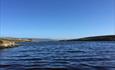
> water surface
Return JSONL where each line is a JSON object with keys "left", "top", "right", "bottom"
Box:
{"left": 0, "top": 41, "right": 115, "bottom": 70}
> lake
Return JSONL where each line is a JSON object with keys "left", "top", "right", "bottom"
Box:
{"left": 0, "top": 41, "right": 115, "bottom": 70}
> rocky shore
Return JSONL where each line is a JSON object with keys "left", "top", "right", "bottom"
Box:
{"left": 0, "top": 39, "right": 32, "bottom": 49}
{"left": 0, "top": 40, "right": 16, "bottom": 48}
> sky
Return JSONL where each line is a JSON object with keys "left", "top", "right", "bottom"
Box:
{"left": 0, "top": 0, "right": 115, "bottom": 39}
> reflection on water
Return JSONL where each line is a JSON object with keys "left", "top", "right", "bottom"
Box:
{"left": 0, "top": 41, "right": 115, "bottom": 70}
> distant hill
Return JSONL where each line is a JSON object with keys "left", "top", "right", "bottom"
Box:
{"left": 0, "top": 37, "right": 54, "bottom": 42}
{"left": 60, "top": 35, "right": 115, "bottom": 41}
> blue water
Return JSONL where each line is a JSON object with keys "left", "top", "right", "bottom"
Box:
{"left": 0, "top": 41, "right": 115, "bottom": 70}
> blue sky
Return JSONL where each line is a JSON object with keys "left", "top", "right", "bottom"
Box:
{"left": 0, "top": 0, "right": 114, "bottom": 39}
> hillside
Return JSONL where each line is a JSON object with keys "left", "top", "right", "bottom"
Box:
{"left": 60, "top": 35, "right": 115, "bottom": 41}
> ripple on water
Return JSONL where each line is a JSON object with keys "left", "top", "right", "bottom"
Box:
{"left": 0, "top": 41, "right": 115, "bottom": 70}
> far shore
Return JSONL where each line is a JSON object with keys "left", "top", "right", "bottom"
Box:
{"left": 60, "top": 35, "right": 115, "bottom": 41}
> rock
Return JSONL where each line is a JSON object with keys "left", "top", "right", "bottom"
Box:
{"left": 0, "top": 40, "right": 17, "bottom": 48}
